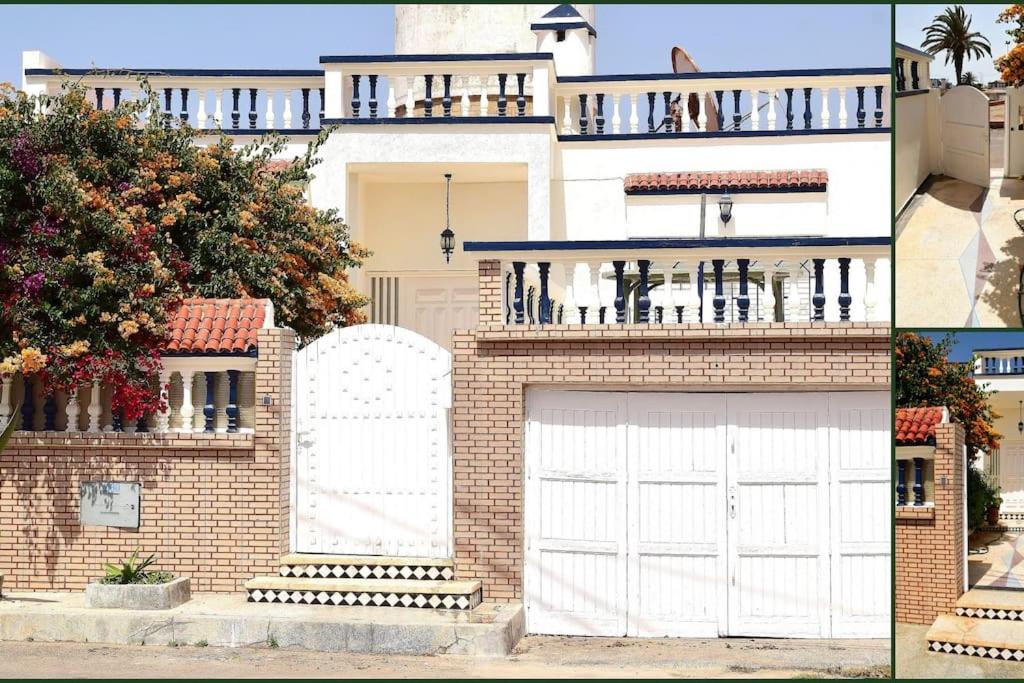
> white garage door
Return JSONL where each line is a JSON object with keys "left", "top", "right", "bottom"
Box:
{"left": 524, "top": 390, "right": 889, "bottom": 639}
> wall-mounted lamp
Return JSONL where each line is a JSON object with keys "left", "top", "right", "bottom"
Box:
{"left": 440, "top": 173, "right": 455, "bottom": 263}
{"left": 1018, "top": 399, "right": 1022, "bottom": 435}
{"left": 718, "top": 193, "right": 734, "bottom": 226}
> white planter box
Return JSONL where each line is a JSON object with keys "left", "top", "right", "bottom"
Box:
{"left": 85, "top": 577, "right": 190, "bottom": 610}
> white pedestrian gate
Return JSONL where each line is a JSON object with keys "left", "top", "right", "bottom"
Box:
{"left": 524, "top": 390, "right": 890, "bottom": 639}
{"left": 293, "top": 324, "right": 452, "bottom": 558}
{"left": 940, "top": 85, "right": 990, "bottom": 188}
{"left": 991, "top": 440, "right": 1024, "bottom": 511}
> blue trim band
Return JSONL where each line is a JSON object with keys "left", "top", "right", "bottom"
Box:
{"left": 321, "top": 116, "right": 556, "bottom": 126}
{"left": 530, "top": 21, "right": 597, "bottom": 37}
{"left": 25, "top": 68, "right": 322, "bottom": 77}
{"left": 319, "top": 53, "right": 554, "bottom": 64}
{"left": 560, "top": 127, "right": 890, "bottom": 142}
{"left": 895, "top": 89, "right": 930, "bottom": 98}
{"left": 464, "top": 236, "right": 891, "bottom": 252}
{"left": 557, "top": 67, "right": 889, "bottom": 84}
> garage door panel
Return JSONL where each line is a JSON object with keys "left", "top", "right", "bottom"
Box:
{"left": 736, "top": 483, "right": 823, "bottom": 547}
{"left": 539, "top": 479, "right": 619, "bottom": 544}
{"left": 635, "top": 554, "right": 720, "bottom": 636}
{"left": 736, "top": 555, "right": 823, "bottom": 637}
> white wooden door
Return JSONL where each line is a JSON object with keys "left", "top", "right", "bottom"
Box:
{"left": 627, "top": 394, "right": 727, "bottom": 637}
{"left": 524, "top": 390, "right": 629, "bottom": 636}
{"left": 395, "top": 274, "right": 478, "bottom": 350}
{"left": 996, "top": 441, "right": 1024, "bottom": 510}
{"left": 294, "top": 324, "right": 452, "bottom": 558}
{"left": 727, "top": 394, "right": 830, "bottom": 638}
{"left": 941, "top": 85, "right": 990, "bottom": 188}
{"left": 828, "top": 392, "right": 891, "bottom": 637}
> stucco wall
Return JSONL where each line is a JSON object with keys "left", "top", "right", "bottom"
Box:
{"left": 895, "top": 91, "right": 939, "bottom": 214}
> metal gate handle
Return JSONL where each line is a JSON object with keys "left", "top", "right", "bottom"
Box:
{"left": 728, "top": 486, "right": 737, "bottom": 519}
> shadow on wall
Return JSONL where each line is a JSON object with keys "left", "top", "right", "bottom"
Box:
{"left": 978, "top": 234, "right": 1024, "bottom": 327}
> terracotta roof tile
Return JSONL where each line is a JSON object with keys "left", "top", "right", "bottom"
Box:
{"left": 623, "top": 169, "right": 828, "bottom": 194}
{"left": 895, "top": 407, "right": 946, "bottom": 446}
{"left": 163, "top": 298, "right": 270, "bottom": 355}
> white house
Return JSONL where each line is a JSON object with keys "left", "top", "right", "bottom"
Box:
{"left": 12, "top": 4, "right": 893, "bottom": 642}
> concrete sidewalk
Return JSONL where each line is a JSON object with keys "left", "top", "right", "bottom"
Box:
{"left": 0, "top": 636, "right": 891, "bottom": 679}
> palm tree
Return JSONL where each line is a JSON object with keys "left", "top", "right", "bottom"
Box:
{"left": 922, "top": 5, "right": 992, "bottom": 86}
{"left": 961, "top": 70, "right": 979, "bottom": 88}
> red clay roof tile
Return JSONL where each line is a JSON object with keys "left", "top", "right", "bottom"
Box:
{"left": 163, "top": 298, "right": 270, "bottom": 355}
{"left": 623, "top": 169, "right": 828, "bottom": 194}
{"left": 895, "top": 407, "right": 946, "bottom": 446}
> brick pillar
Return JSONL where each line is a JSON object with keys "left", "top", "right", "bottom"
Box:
{"left": 478, "top": 259, "right": 503, "bottom": 326}
{"left": 254, "top": 328, "right": 296, "bottom": 563}
{"left": 895, "top": 422, "right": 966, "bottom": 624}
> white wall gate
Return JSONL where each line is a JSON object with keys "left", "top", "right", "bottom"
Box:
{"left": 293, "top": 324, "right": 452, "bottom": 558}
{"left": 524, "top": 390, "right": 890, "bottom": 639}
{"left": 940, "top": 85, "right": 990, "bottom": 188}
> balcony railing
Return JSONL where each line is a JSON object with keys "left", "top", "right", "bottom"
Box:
{"left": 22, "top": 67, "right": 325, "bottom": 133}
{"left": 895, "top": 454, "right": 932, "bottom": 507}
{"left": 0, "top": 357, "right": 256, "bottom": 435}
{"left": 465, "top": 237, "right": 890, "bottom": 326}
{"left": 553, "top": 68, "right": 891, "bottom": 138}
{"left": 975, "top": 354, "right": 1024, "bottom": 375}
{"left": 894, "top": 44, "right": 931, "bottom": 97}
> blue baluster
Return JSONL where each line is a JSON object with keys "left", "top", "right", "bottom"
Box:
{"left": 94, "top": 87, "right": 104, "bottom": 111}
{"left": 838, "top": 258, "right": 852, "bottom": 321}
{"left": 647, "top": 91, "right": 656, "bottom": 132}
{"left": 504, "top": 272, "right": 513, "bottom": 324}
{"left": 874, "top": 85, "right": 884, "bottom": 128}
{"left": 526, "top": 286, "right": 536, "bottom": 324}
{"left": 136, "top": 416, "right": 149, "bottom": 433}
{"left": 424, "top": 75, "right": 434, "bottom": 117}
{"left": 712, "top": 259, "right": 726, "bottom": 323}
{"left": 578, "top": 93, "right": 588, "bottom": 134}
{"left": 21, "top": 376, "right": 34, "bottom": 431}
{"left": 913, "top": 457, "right": 924, "bottom": 505}
{"left": 227, "top": 370, "right": 240, "bottom": 433}
{"left": 350, "top": 75, "right": 361, "bottom": 117}
{"left": 231, "top": 88, "right": 241, "bottom": 129}
{"left": 856, "top": 86, "right": 866, "bottom": 128}
{"left": 595, "top": 93, "right": 605, "bottom": 133}
{"left": 497, "top": 74, "right": 507, "bottom": 116}
{"left": 203, "top": 372, "right": 216, "bottom": 433}
{"left": 163, "top": 88, "right": 173, "bottom": 128}
{"left": 897, "top": 460, "right": 907, "bottom": 505}
{"left": 737, "top": 259, "right": 750, "bottom": 322}
{"left": 442, "top": 74, "right": 452, "bottom": 117}
{"left": 112, "top": 409, "right": 123, "bottom": 433}
{"left": 248, "top": 89, "right": 258, "bottom": 129}
{"left": 733, "top": 89, "right": 742, "bottom": 130}
{"left": 180, "top": 88, "right": 189, "bottom": 123}
{"left": 896, "top": 58, "right": 906, "bottom": 91}
{"left": 319, "top": 88, "right": 325, "bottom": 125}
{"left": 538, "top": 262, "right": 551, "bottom": 325}
{"left": 516, "top": 73, "right": 527, "bottom": 116}
{"left": 613, "top": 261, "right": 626, "bottom": 323}
{"left": 368, "top": 75, "right": 379, "bottom": 118}
{"left": 803, "top": 87, "right": 812, "bottom": 129}
{"left": 638, "top": 259, "right": 651, "bottom": 323}
{"left": 910, "top": 62, "right": 920, "bottom": 90}
{"left": 112, "top": 88, "right": 122, "bottom": 108}
{"left": 715, "top": 90, "right": 724, "bottom": 129}
{"left": 784, "top": 88, "right": 794, "bottom": 130}
{"left": 512, "top": 262, "right": 526, "bottom": 324}
{"left": 812, "top": 259, "right": 826, "bottom": 321}
{"left": 301, "top": 88, "right": 311, "bottom": 128}
{"left": 43, "top": 394, "right": 56, "bottom": 431}
{"left": 663, "top": 91, "right": 673, "bottom": 132}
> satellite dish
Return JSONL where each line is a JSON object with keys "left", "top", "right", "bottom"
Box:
{"left": 671, "top": 46, "right": 720, "bottom": 132}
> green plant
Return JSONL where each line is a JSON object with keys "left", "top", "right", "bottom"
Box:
{"left": 267, "top": 634, "right": 279, "bottom": 649}
{"left": 194, "top": 639, "right": 208, "bottom": 648}
{"left": 101, "top": 548, "right": 173, "bottom": 585}
{"left": 967, "top": 467, "right": 1000, "bottom": 529}
{"left": 922, "top": 5, "right": 993, "bottom": 86}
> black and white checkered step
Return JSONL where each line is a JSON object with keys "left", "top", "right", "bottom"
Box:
{"left": 927, "top": 614, "right": 1024, "bottom": 660}
{"left": 245, "top": 577, "right": 481, "bottom": 610}
{"left": 955, "top": 588, "right": 1024, "bottom": 621}
{"left": 956, "top": 606, "right": 1024, "bottom": 621}
{"left": 928, "top": 640, "right": 1024, "bottom": 660}
{"left": 278, "top": 553, "right": 455, "bottom": 581}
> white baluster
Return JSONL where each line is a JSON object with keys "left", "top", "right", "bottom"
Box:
{"left": 821, "top": 87, "right": 831, "bottom": 128}
{"left": 679, "top": 92, "right": 690, "bottom": 133}
{"left": 562, "top": 96, "right": 573, "bottom": 134}
{"left": 611, "top": 94, "right": 621, "bottom": 134}
{"left": 405, "top": 76, "right": 416, "bottom": 117}
{"left": 787, "top": 263, "right": 803, "bottom": 322}
{"left": 767, "top": 89, "right": 777, "bottom": 130}
{"left": 587, "top": 262, "right": 603, "bottom": 323}
{"left": 762, "top": 266, "right": 777, "bottom": 322}
{"left": 561, "top": 262, "right": 578, "bottom": 324}
{"left": 265, "top": 90, "right": 275, "bottom": 129}
{"left": 179, "top": 370, "right": 194, "bottom": 432}
{"left": 658, "top": 264, "right": 674, "bottom": 322}
{"left": 478, "top": 76, "right": 490, "bottom": 116}
{"left": 283, "top": 92, "right": 293, "bottom": 128}
{"left": 838, "top": 88, "right": 848, "bottom": 128}
{"left": 0, "top": 376, "right": 11, "bottom": 428}
{"left": 460, "top": 77, "right": 470, "bottom": 116}
{"left": 686, "top": 262, "right": 702, "bottom": 323}
{"left": 750, "top": 90, "right": 760, "bottom": 131}
{"left": 195, "top": 91, "right": 207, "bottom": 130}
{"left": 213, "top": 91, "right": 224, "bottom": 129}
{"left": 697, "top": 90, "right": 707, "bottom": 132}
{"left": 87, "top": 380, "right": 101, "bottom": 433}
{"left": 629, "top": 93, "right": 639, "bottom": 133}
{"left": 386, "top": 83, "right": 396, "bottom": 117}
{"left": 156, "top": 371, "right": 172, "bottom": 433}
{"left": 65, "top": 387, "right": 80, "bottom": 432}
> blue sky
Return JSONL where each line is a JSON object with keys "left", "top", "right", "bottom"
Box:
{"left": 920, "top": 332, "right": 1024, "bottom": 363}
{"left": 0, "top": 4, "right": 890, "bottom": 87}
{"left": 896, "top": 4, "right": 1006, "bottom": 84}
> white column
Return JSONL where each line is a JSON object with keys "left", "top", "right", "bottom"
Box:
{"left": 282, "top": 91, "right": 293, "bottom": 128}
{"left": 787, "top": 263, "right": 803, "bottom": 322}
{"left": 386, "top": 83, "right": 396, "bottom": 117}
{"left": 179, "top": 370, "right": 195, "bottom": 433}
{"left": 213, "top": 91, "right": 224, "bottom": 128}
{"left": 531, "top": 65, "right": 550, "bottom": 117}
{"left": 611, "top": 94, "right": 621, "bottom": 134}
{"left": 767, "top": 89, "right": 777, "bottom": 130}
{"left": 838, "top": 88, "right": 848, "bottom": 128}
{"left": 324, "top": 68, "right": 345, "bottom": 118}
{"left": 821, "top": 87, "right": 831, "bottom": 128}
{"left": 628, "top": 93, "right": 639, "bottom": 133}
{"left": 196, "top": 90, "right": 207, "bottom": 130}
{"left": 762, "top": 266, "right": 777, "bottom": 322}
{"left": 0, "top": 376, "right": 11, "bottom": 428}
{"left": 265, "top": 90, "right": 275, "bottom": 128}
{"left": 750, "top": 90, "right": 760, "bottom": 131}
{"left": 156, "top": 371, "right": 172, "bottom": 433}
{"left": 697, "top": 91, "right": 707, "bottom": 131}
{"left": 65, "top": 387, "right": 80, "bottom": 432}
{"left": 87, "top": 380, "right": 101, "bottom": 433}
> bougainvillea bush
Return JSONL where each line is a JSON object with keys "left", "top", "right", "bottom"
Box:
{"left": 997, "top": 4, "right": 1024, "bottom": 85}
{"left": 0, "top": 80, "right": 366, "bottom": 421}
{"left": 895, "top": 332, "right": 1000, "bottom": 459}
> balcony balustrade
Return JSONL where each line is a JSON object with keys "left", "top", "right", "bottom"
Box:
{"left": 975, "top": 354, "right": 1024, "bottom": 375}
{"left": 466, "top": 237, "right": 891, "bottom": 326}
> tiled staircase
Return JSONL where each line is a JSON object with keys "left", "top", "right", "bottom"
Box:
{"left": 927, "top": 588, "right": 1024, "bottom": 660}
{"left": 245, "top": 554, "right": 482, "bottom": 610}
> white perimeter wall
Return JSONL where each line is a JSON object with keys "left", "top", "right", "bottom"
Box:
{"left": 894, "top": 92, "right": 939, "bottom": 214}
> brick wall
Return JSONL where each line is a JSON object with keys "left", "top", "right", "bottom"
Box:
{"left": 0, "top": 328, "right": 294, "bottom": 593}
{"left": 452, "top": 261, "right": 891, "bottom": 602}
{"left": 895, "top": 423, "right": 966, "bottom": 625}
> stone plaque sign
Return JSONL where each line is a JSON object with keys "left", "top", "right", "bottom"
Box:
{"left": 80, "top": 481, "right": 141, "bottom": 528}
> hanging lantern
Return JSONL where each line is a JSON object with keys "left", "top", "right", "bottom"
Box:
{"left": 440, "top": 173, "right": 455, "bottom": 263}
{"left": 718, "top": 193, "right": 734, "bottom": 226}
